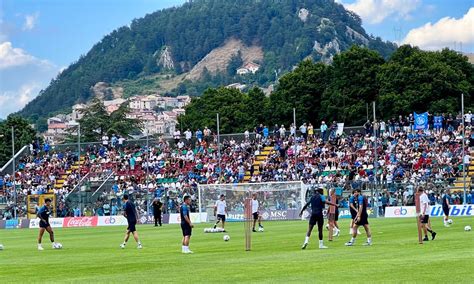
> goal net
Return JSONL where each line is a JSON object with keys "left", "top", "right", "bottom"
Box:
{"left": 198, "top": 181, "right": 305, "bottom": 223}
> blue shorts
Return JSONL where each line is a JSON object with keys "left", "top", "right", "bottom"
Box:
{"left": 127, "top": 221, "right": 137, "bottom": 232}
{"left": 181, "top": 222, "right": 192, "bottom": 237}
{"left": 39, "top": 220, "right": 50, "bottom": 228}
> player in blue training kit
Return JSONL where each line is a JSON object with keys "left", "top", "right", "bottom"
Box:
{"left": 300, "top": 188, "right": 338, "bottom": 249}
{"left": 345, "top": 189, "right": 372, "bottom": 246}
{"left": 180, "top": 196, "right": 194, "bottom": 254}
{"left": 120, "top": 194, "right": 142, "bottom": 249}
{"left": 442, "top": 189, "right": 451, "bottom": 227}
{"left": 349, "top": 191, "right": 361, "bottom": 235}
{"left": 37, "top": 198, "right": 60, "bottom": 250}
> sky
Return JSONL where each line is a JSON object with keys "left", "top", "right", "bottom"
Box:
{"left": 0, "top": 0, "right": 473, "bottom": 119}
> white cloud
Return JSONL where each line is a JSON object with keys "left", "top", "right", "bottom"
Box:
{"left": 22, "top": 12, "right": 39, "bottom": 31}
{"left": 341, "top": 0, "right": 421, "bottom": 24}
{"left": 0, "top": 42, "right": 58, "bottom": 118}
{"left": 0, "top": 41, "right": 35, "bottom": 69}
{"left": 0, "top": 83, "right": 42, "bottom": 118}
{"left": 402, "top": 8, "right": 474, "bottom": 50}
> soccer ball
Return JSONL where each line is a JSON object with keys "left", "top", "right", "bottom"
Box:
{"left": 0, "top": 244, "right": 4, "bottom": 250}
{"left": 223, "top": 235, "right": 230, "bottom": 241}
{"left": 258, "top": 227, "right": 264, "bottom": 232}
{"left": 447, "top": 219, "right": 453, "bottom": 225}
{"left": 53, "top": 243, "right": 63, "bottom": 249}
{"left": 464, "top": 226, "right": 471, "bottom": 231}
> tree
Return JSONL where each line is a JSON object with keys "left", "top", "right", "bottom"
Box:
{"left": 268, "top": 60, "right": 328, "bottom": 126}
{"left": 321, "top": 45, "right": 385, "bottom": 125}
{"left": 0, "top": 116, "right": 38, "bottom": 166}
{"left": 75, "top": 98, "right": 142, "bottom": 142}
{"left": 377, "top": 45, "right": 473, "bottom": 118}
{"left": 180, "top": 87, "right": 251, "bottom": 133}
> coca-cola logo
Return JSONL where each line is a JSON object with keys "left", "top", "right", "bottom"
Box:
{"left": 64, "top": 217, "right": 98, "bottom": 227}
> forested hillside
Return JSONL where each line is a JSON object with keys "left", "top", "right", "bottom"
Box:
{"left": 17, "top": 0, "right": 396, "bottom": 130}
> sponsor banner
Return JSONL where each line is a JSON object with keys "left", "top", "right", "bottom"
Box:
{"left": 227, "top": 209, "right": 301, "bottom": 222}
{"left": 138, "top": 214, "right": 170, "bottom": 225}
{"left": 5, "top": 219, "right": 19, "bottom": 229}
{"left": 29, "top": 218, "right": 64, "bottom": 229}
{"left": 97, "top": 216, "right": 128, "bottom": 226}
{"left": 63, "top": 216, "right": 98, "bottom": 228}
{"left": 168, "top": 213, "right": 207, "bottom": 224}
{"left": 385, "top": 206, "right": 417, "bottom": 218}
{"left": 385, "top": 205, "right": 474, "bottom": 218}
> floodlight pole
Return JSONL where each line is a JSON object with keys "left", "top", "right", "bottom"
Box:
{"left": 217, "top": 113, "right": 221, "bottom": 181}
{"left": 373, "top": 102, "right": 379, "bottom": 218}
{"left": 77, "top": 123, "right": 81, "bottom": 177}
{"left": 293, "top": 108, "right": 297, "bottom": 175}
{"left": 12, "top": 126, "right": 17, "bottom": 219}
{"left": 461, "top": 93, "right": 466, "bottom": 204}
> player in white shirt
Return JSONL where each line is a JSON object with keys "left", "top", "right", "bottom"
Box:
{"left": 418, "top": 187, "right": 437, "bottom": 241}
{"left": 213, "top": 195, "right": 227, "bottom": 230}
{"left": 251, "top": 193, "right": 264, "bottom": 232}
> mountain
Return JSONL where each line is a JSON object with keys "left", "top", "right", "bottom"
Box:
{"left": 18, "top": 0, "right": 396, "bottom": 130}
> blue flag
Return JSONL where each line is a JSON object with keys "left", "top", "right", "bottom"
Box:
{"left": 434, "top": 116, "right": 443, "bottom": 129}
{"left": 414, "top": 112, "right": 428, "bottom": 130}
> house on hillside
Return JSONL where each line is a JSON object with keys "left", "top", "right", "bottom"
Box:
{"left": 129, "top": 95, "right": 157, "bottom": 110}
{"left": 226, "top": 83, "right": 247, "bottom": 92}
{"left": 47, "top": 117, "right": 67, "bottom": 136}
{"left": 236, "top": 62, "right": 260, "bottom": 75}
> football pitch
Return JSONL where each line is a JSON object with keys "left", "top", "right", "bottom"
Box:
{"left": 0, "top": 217, "right": 472, "bottom": 283}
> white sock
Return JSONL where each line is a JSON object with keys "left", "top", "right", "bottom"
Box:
{"left": 351, "top": 237, "right": 356, "bottom": 243}
{"left": 350, "top": 228, "right": 353, "bottom": 234}
{"left": 304, "top": 236, "right": 309, "bottom": 243}
{"left": 367, "top": 237, "right": 372, "bottom": 243}
{"left": 319, "top": 240, "right": 324, "bottom": 246}
{"left": 182, "top": 245, "right": 186, "bottom": 251}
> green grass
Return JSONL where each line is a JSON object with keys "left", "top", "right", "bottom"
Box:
{"left": 0, "top": 217, "right": 472, "bottom": 283}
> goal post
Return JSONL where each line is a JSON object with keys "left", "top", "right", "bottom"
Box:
{"left": 198, "top": 181, "right": 306, "bottom": 251}
{"left": 198, "top": 181, "right": 306, "bottom": 222}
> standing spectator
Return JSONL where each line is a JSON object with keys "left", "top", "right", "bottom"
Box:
{"left": 464, "top": 110, "right": 472, "bottom": 126}
{"left": 363, "top": 120, "right": 372, "bottom": 136}
{"left": 118, "top": 136, "right": 125, "bottom": 148}
{"left": 263, "top": 126, "right": 269, "bottom": 140}
{"left": 203, "top": 127, "right": 211, "bottom": 143}
{"left": 173, "top": 129, "right": 181, "bottom": 145}
{"left": 196, "top": 129, "right": 203, "bottom": 142}
{"left": 308, "top": 123, "right": 314, "bottom": 141}
{"left": 290, "top": 123, "right": 296, "bottom": 137}
{"left": 184, "top": 129, "right": 192, "bottom": 144}
{"left": 320, "top": 121, "right": 328, "bottom": 141}
{"left": 300, "top": 123, "right": 307, "bottom": 140}
{"left": 379, "top": 120, "right": 386, "bottom": 136}
{"left": 102, "top": 134, "right": 109, "bottom": 149}
{"left": 279, "top": 125, "right": 286, "bottom": 138}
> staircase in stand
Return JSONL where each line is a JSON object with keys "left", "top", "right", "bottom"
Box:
{"left": 243, "top": 146, "right": 274, "bottom": 182}
{"left": 53, "top": 156, "right": 85, "bottom": 191}
{"left": 451, "top": 150, "right": 473, "bottom": 192}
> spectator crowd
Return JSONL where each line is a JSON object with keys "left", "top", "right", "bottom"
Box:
{"left": 1, "top": 111, "right": 473, "bottom": 219}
